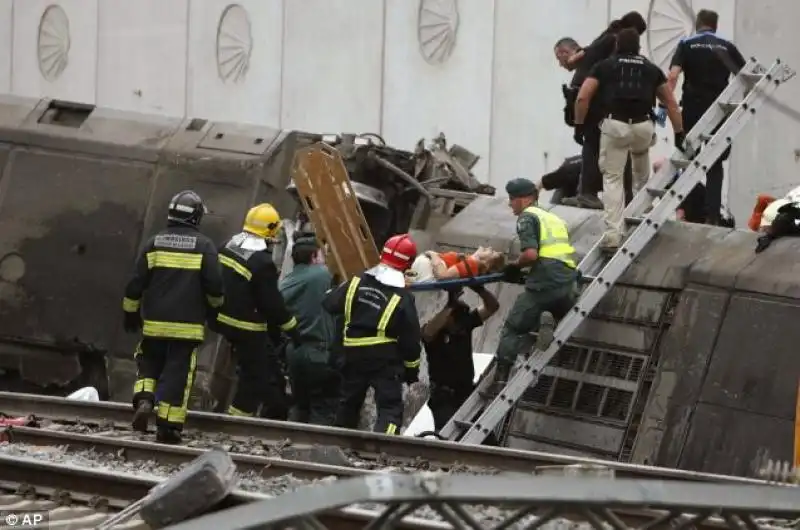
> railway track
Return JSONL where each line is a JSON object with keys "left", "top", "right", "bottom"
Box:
{"left": 0, "top": 453, "right": 445, "bottom": 529}
{"left": 0, "top": 427, "right": 796, "bottom": 529}
{"left": 0, "top": 391, "right": 777, "bottom": 485}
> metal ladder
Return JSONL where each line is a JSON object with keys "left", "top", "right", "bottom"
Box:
{"left": 440, "top": 57, "right": 796, "bottom": 445}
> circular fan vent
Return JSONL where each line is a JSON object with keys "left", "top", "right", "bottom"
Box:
{"left": 647, "top": 0, "right": 695, "bottom": 70}
{"left": 37, "top": 4, "right": 70, "bottom": 81}
{"left": 216, "top": 4, "right": 253, "bottom": 83}
{"left": 417, "top": 0, "right": 459, "bottom": 65}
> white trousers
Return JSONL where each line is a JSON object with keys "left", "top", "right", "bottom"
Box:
{"left": 598, "top": 118, "right": 656, "bottom": 243}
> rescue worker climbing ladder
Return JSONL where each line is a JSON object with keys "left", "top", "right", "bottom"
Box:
{"left": 122, "top": 190, "right": 224, "bottom": 444}
{"left": 324, "top": 234, "right": 422, "bottom": 435}
{"left": 493, "top": 179, "right": 579, "bottom": 391}
{"left": 215, "top": 203, "right": 301, "bottom": 420}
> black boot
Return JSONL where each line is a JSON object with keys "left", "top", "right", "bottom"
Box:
{"left": 156, "top": 426, "right": 182, "bottom": 444}
{"left": 492, "top": 361, "right": 513, "bottom": 395}
{"left": 131, "top": 399, "right": 153, "bottom": 433}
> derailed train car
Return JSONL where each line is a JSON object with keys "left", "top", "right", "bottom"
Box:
{"left": 0, "top": 96, "right": 490, "bottom": 407}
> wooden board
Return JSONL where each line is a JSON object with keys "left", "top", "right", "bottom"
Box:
{"left": 290, "top": 142, "right": 380, "bottom": 281}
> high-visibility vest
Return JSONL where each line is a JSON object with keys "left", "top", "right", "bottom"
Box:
{"left": 342, "top": 276, "right": 401, "bottom": 347}
{"left": 523, "top": 206, "right": 577, "bottom": 268}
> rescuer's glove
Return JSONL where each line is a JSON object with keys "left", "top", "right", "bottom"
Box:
{"left": 755, "top": 234, "right": 773, "bottom": 254}
{"left": 502, "top": 263, "right": 524, "bottom": 284}
{"left": 123, "top": 311, "right": 142, "bottom": 333}
{"left": 446, "top": 288, "right": 463, "bottom": 307}
{"left": 573, "top": 124, "right": 585, "bottom": 146}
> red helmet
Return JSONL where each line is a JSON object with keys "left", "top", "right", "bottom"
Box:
{"left": 380, "top": 234, "right": 417, "bottom": 271}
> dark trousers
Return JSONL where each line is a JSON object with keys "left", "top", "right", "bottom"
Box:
{"left": 335, "top": 357, "right": 404, "bottom": 434}
{"left": 683, "top": 101, "right": 728, "bottom": 224}
{"left": 579, "top": 124, "right": 634, "bottom": 203}
{"left": 495, "top": 283, "right": 577, "bottom": 365}
{"left": 133, "top": 338, "right": 199, "bottom": 431}
{"left": 580, "top": 124, "right": 604, "bottom": 195}
{"left": 287, "top": 342, "right": 340, "bottom": 426}
{"left": 429, "top": 382, "right": 474, "bottom": 431}
{"left": 225, "top": 330, "right": 288, "bottom": 419}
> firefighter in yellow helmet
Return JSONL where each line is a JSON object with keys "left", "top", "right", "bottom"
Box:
{"left": 214, "top": 203, "right": 302, "bottom": 419}
{"left": 123, "top": 190, "right": 224, "bottom": 444}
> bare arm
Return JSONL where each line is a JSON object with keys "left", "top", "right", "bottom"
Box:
{"left": 574, "top": 77, "right": 599, "bottom": 125}
{"left": 471, "top": 286, "right": 499, "bottom": 321}
{"left": 667, "top": 65, "right": 682, "bottom": 93}
{"left": 656, "top": 84, "right": 683, "bottom": 132}
{"left": 421, "top": 306, "right": 453, "bottom": 342}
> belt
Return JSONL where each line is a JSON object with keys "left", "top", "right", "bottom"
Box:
{"left": 607, "top": 113, "right": 650, "bottom": 124}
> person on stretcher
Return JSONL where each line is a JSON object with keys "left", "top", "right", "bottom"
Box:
{"left": 406, "top": 247, "right": 506, "bottom": 283}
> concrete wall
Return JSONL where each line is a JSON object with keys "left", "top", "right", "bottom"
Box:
{"left": 5, "top": 0, "right": 781, "bottom": 217}
{"left": 433, "top": 195, "right": 798, "bottom": 476}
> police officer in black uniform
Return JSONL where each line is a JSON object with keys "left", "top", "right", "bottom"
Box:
{"left": 555, "top": 11, "right": 647, "bottom": 210}
{"left": 575, "top": 28, "right": 684, "bottom": 248}
{"left": 324, "top": 234, "right": 421, "bottom": 435}
{"left": 668, "top": 9, "right": 746, "bottom": 226}
{"left": 123, "top": 190, "right": 224, "bottom": 444}
{"left": 422, "top": 286, "right": 497, "bottom": 431}
{"left": 215, "top": 203, "right": 301, "bottom": 420}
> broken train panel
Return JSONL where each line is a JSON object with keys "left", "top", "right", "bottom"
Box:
{"left": 0, "top": 96, "right": 307, "bottom": 403}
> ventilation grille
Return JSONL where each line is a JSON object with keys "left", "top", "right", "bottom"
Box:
{"left": 521, "top": 345, "right": 647, "bottom": 424}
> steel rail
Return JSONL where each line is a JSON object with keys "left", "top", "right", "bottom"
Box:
{"left": 3, "top": 425, "right": 373, "bottom": 479}
{"left": 0, "top": 391, "right": 774, "bottom": 485}
{"left": 0, "top": 455, "right": 444, "bottom": 530}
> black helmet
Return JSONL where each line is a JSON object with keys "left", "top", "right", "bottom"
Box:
{"left": 167, "top": 190, "right": 206, "bottom": 226}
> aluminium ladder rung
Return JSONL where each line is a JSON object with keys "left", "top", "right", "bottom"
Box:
{"left": 439, "top": 57, "right": 795, "bottom": 445}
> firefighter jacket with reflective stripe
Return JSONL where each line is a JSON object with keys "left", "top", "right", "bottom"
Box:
{"left": 523, "top": 206, "right": 577, "bottom": 268}
{"left": 122, "top": 224, "right": 224, "bottom": 341}
{"left": 216, "top": 234, "right": 298, "bottom": 334}
{"left": 322, "top": 273, "right": 421, "bottom": 370}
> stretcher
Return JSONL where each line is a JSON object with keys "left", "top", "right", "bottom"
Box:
{"left": 407, "top": 272, "right": 505, "bottom": 291}
{"left": 290, "top": 142, "right": 380, "bottom": 281}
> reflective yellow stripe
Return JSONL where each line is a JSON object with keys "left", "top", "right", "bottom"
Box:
{"left": 133, "top": 378, "right": 156, "bottom": 394}
{"left": 155, "top": 348, "right": 197, "bottom": 425}
{"left": 404, "top": 358, "right": 420, "bottom": 369}
{"left": 146, "top": 251, "right": 203, "bottom": 270}
{"left": 385, "top": 423, "right": 397, "bottom": 435}
{"left": 228, "top": 405, "right": 254, "bottom": 417}
{"left": 206, "top": 295, "right": 224, "bottom": 308}
{"left": 142, "top": 320, "right": 204, "bottom": 341}
{"left": 343, "top": 292, "right": 402, "bottom": 347}
{"left": 523, "top": 206, "right": 577, "bottom": 268}
{"left": 280, "top": 316, "right": 298, "bottom": 331}
{"left": 344, "top": 277, "right": 360, "bottom": 325}
{"left": 216, "top": 313, "right": 267, "bottom": 332}
{"left": 122, "top": 297, "right": 140, "bottom": 312}
{"left": 220, "top": 254, "right": 252, "bottom": 281}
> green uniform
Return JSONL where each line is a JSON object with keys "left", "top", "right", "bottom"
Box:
{"left": 279, "top": 264, "right": 340, "bottom": 425}
{"left": 495, "top": 205, "right": 578, "bottom": 365}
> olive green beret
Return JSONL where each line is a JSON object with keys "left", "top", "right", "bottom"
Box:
{"left": 293, "top": 236, "right": 319, "bottom": 249}
{"left": 505, "top": 178, "right": 537, "bottom": 199}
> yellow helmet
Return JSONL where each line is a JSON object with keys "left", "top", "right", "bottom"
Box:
{"left": 243, "top": 203, "right": 281, "bottom": 238}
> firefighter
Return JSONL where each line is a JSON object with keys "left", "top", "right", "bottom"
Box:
{"left": 123, "top": 190, "right": 224, "bottom": 444}
{"left": 323, "top": 234, "right": 422, "bottom": 435}
{"left": 279, "top": 234, "right": 341, "bottom": 425}
{"left": 216, "top": 203, "right": 301, "bottom": 420}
